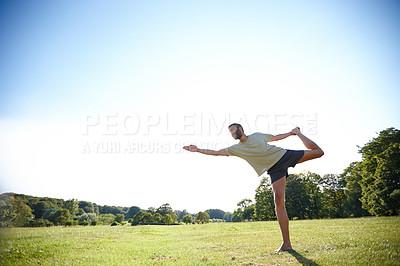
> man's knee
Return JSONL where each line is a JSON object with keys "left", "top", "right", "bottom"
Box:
{"left": 274, "top": 193, "right": 285, "bottom": 208}
{"left": 317, "top": 148, "right": 324, "bottom": 158}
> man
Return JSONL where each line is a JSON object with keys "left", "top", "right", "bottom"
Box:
{"left": 183, "top": 123, "right": 324, "bottom": 252}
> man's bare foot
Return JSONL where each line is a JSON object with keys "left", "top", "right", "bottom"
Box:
{"left": 275, "top": 243, "right": 293, "bottom": 252}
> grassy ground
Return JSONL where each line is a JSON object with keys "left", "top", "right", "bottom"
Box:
{"left": 0, "top": 216, "right": 399, "bottom": 265}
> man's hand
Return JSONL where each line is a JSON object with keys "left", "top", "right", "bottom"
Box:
{"left": 291, "top": 127, "right": 301, "bottom": 135}
{"left": 183, "top": 145, "right": 198, "bottom": 152}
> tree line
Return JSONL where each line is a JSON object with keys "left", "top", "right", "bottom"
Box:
{"left": 0, "top": 128, "right": 398, "bottom": 227}
{"left": 0, "top": 193, "right": 233, "bottom": 227}
{"left": 232, "top": 127, "right": 399, "bottom": 221}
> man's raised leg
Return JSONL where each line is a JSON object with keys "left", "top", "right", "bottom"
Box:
{"left": 292, "top": 127, "right": 324, "bottom": 163}
{"left": 272, "top": 176, "right": 292, "bottom": 252}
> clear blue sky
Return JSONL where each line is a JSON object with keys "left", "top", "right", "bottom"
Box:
{"left": 0, "top": 0, "right": 399, "bottom": 213}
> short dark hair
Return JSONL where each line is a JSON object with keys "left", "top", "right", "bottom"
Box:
{"left": 228, "top": 123, "right": 243, "bottom": 131}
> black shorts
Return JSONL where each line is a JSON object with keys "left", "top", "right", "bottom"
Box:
{"left": 267, "top": 150, "right": 304, "bottom": 184}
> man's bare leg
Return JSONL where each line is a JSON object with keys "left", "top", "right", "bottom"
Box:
{"left": 272, "top": 176, "right": 292, "bottom": 252}
{"left": 292, "top": 127, "right": 324, "bottom": 164}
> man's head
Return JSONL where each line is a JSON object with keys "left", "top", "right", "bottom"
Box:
{"left": 228, "top": 123, "right": 244, "bottom": 140}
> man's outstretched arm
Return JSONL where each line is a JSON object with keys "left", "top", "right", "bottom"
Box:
{"left": 183, "top": 145, "right": 228, "bottom": 156}
{"left": 270, "top": 127, "right": 299, "bottom": 141}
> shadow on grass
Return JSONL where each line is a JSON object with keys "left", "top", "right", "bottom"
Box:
{"left": 287, "top": 249, "right": 319, "bottom": 266}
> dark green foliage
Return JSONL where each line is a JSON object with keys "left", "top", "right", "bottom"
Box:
{"left": 129, "top": 203, "right": 180, "bottom": 226}
{"left": 65, "top": 220, "right": 76, "bottom": 226}
{"left": 79, "top": 201, "right": 94, "bottom": 214}
{"left": 357, "top": 128, "right": 400, "bottom": 216}
{"left": 126, "top": 206, "right": 141, "bottom": 218}
{"left": 43, "top": 209, "right": 56, "bottom": 220}
{"left": 27, "top": 218, "right": 53, "bottom": 227}
{"left": 164, "top": 214, "right": 173, "bottom": 225}
{"left": 79, "top": 213, "right": 97, "bottom": 224}
{"left": 341, "top": 162, "right": 369, "bottom": 217}
{"left": 319, "top": 174, "right": 347, "bottom": 218}
{"left": 285, "top": 175, "right": 313, "bottom": 219}
{"left": 32, "top": 201, "right": 51, "bottom": 218}
{"left": 79, "top": 220, "right": 90, "bottom": 226}
{"left": 232, "top": 208, "right": 243, "bottom": 222}
{"left": 47, "top": 209, "right": 71, "bottom": 226}
{"left": 99, "top": 205, "right": 123, "bottom": 215}
{"left": 232, "top": 199, "right": 256, "bottom": 222}
{"left": 251, "top": 128, "right": 399, "bottom": 221}
{"left": 182, "top": 214, "right": 193, "bottom": 224}
{"left": 115, "top": 214, "right": 125, "bottom": 223}
{"left": 64, "top": 199, "right": 79, "bottom": 217}
{"left": 176, "top": 209, "right": 190, "bottom": 221}
{"left": 98, "top": 214, "right": 116, "bottom": 225}
{"left": 0, "top": 193, "right": 147, "bottom": 227}
{"left": 0, "top": 194, "right": 16, "bottom": 227}
{"left": 196, "top": 212, "right": 210, "bottom": 224}
{"left": 254, "top": 177, "right": 275, "bottom": 221}
{"left": 223, "top": 212, "right": 232, "bottom": 222}
{"left": 156, "top": 203, "right": 173, "bottom": 216}
{"left": 243, "top": 206, "right": 255, "bottom": 221}
{"left": 205, "top": 209, "right": 225, "bottom": 220}
{"left": 255, "top": 173, "right": 345, "bottom": 221}
{"left": 12, "top": 197, "right": 34, "bottom": 227}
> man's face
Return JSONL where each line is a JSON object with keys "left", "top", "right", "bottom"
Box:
{"left": 229, "top": 126, "right": 242, "bottom": 140}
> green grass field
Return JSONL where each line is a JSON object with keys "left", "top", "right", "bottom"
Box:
{"left": 1, "top": 216, "right": 399, "bottom": 265}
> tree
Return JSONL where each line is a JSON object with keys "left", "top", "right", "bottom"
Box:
{"left": 176, "top": 209, "right": 189, "bottom": 221}
{"left": 130, "top": 211, "right": 155, "bottom": 225}
{"left": 320, "top": 174, "right": 347, "bottom": 218}
{"left": 164, "top": 214, "right": 173, "bottom": 225}
{"left": 223, "top": 212, "right": 232, "bottom": 222}
{"left": 43, "top": 209, "right": 56, "bottom": 220}
{"left": 64, "top": 199, "right": 79, "bottom": 217}
{"left": 285, "top": 175, "right": 312, "bottom": 219}
{"left": 13, "top": 197, "right": 34, "bottom": 227}
{"left": 99, "top": 205, "right": 122, "bottom": 215}
{"left": 147, "top": 207, "right": 157, "bottom": 214}
{"left": 142, "top": 212, "right": 154, "bottom": 224}
{"left": 233, "top": 199, "right": 256, "bottom": 222}
{"left": 205, "top": 209, "right": 225, "bottom": 220}
{"left": 231, "top": 209, "right": 243, "bottom": 222}
{"left": 79, "top": 201, "right": 94, "bottom": 213}
{"left": 47, "top": 209, "right": 71, "bottom": 225}
{"left": 127, "top": 206, "right": 141, "bottom": 219}
{"left": 196, "top": 212, "right": 210, "bottom": 224}
{"left": 79, "top": 213, "right": 97, "bottom": 224}
{"left": 358, "top": 128, "right": 400, "bottom": 216}
{"left": 182, "top": 214, "right": 193, "bottom": 224}
{"left": 98, "top": 214, "right": 116, "bottom": 225}
{"left": 254, "top": 177, "right": 275, "bottom": 221}
{"left": 237, "top": 199, "right": 252, "bottom": 210}
{"left": 153, "top": 213, "right": 163, "bottom": 224}
{"left": 156, "top": 203, "right": 173, "bottom": 216}
{"left": 341, "top": 162, "right": 369, "bottom": 217}
{"left": 32, "top": 201, "right": 51, "bottom": 219}
{"left": 299, "top": 172, "right": 325, "bottom": 219}
{"left": 284, "top": 173, "right": 327, "bottom": 219}
{"left": 0, "top": 195, "right": 16, "bottom": 227}
{"left": 115, "top": 214, "right": 125, "bottom": 223}
{"left": 243, "top": 206, "right": 255, "bottom": 221}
